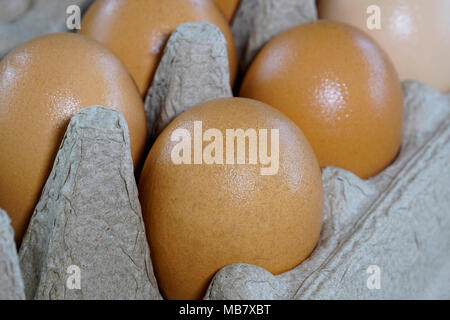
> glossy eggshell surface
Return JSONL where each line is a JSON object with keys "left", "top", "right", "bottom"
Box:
{"left": 139, "top": 97, "right": 323, "bottom": 299}
{"left": 80, "top": 0, "right": 238, "bottom": 96}
{"left": 0, "top": 33, "right": 146, "bottom": 243}
{"left": 318, "top": 0, "right": 450, "bottom": 93}
{"left": 212, "top": 0, "right": 240, "bottom": 21}
{"left": 240, "top": 21, "right": 403, "bottom": 179}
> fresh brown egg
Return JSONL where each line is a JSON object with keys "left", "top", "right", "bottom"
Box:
{"left": 318, "top": 0, "right": 450, "bottom": 93}
{"left": 0, "top": 33, "right": 146, "bottom": 243}
{"left": 139, "top": 97, "right": 323, "bottom": 299}
{"left": 79, "top": 0, "right": 238, "bottom": 96}
{"left": 212, "top": 0, "right": 240, "bottom": 22}
{"left": 240, "top": 21, "right": 403, "bottom": 179}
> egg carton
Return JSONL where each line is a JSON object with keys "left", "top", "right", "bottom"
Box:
{"left": 0, "top": 0, "right": 449, "bottom": 300}
{"left": 0, "top": 209, "right": 24, "bottom": 299}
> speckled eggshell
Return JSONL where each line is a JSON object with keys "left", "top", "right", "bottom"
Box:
{"left": 318, "top": 0, "right": 450, "bottom": 93}
{"left": 0, "top": 33, "right": 146, "bottom": 243}
{"left": 79, "top": 0, "right": 238, "bottom": 96}
{"left": 139, "top": 97, "right": 323, "bottom": 300}
{"left": 212, "top": 0, "right": 240, "bottom": 21}
{"left": 240, "top": 21, "right": 403, "bottom": 179}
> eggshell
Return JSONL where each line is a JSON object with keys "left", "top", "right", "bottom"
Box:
{"left": 318, "top": 0, "right": 450, "bottom": 93}
{"left": 0, "top": 33, "right": 146, "bottom": 243}
{"left": 79, "top": 0, "right": 237, "bottom": 96}
{"left": 139, "top": 97, "right": 323, "bottom": 299}
{"left": 240, "top": 21, "right": 403, "bottom": 179}
{"left": 212, "top": 0, "right": 240, "bottom": 21}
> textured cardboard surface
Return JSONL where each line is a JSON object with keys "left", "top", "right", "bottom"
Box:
{"left": 0, "top": 209, "right": 25, "bottom": 299}
{"left": 0, "top": 0, "right": 93, "bottom": 58}
{"left": 145, "top": 22, "right": 233, "bottom": 143}
{"left": 205, "top": 81, "right": 450, "bottom": 299}
{"left": 18, "top": 106, "right": 161, "bottom": 300}
{"left": 231, "top": 0, "right": 317, "bottom": 72}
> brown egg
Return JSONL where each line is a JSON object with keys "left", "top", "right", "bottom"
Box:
{"left": 212, "top": 0, "right": 240, "bottom": 21}
{"left": 80, "top": 0, "right": 238, "bottom": 96}
{"left": 240, "top": 21, "right": 403, "bottom": 179}
{"left": 139, "top": 97, "right": 323, "bottom": 299}
{"left": 0, "top": 33, "right": 146, "bottom": 243}
{"left": 318, "top": 0, "right": 450, "bottom": 93}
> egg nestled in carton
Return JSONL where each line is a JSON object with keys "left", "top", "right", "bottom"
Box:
{"left": 240, "top": 21, "right": 403, "bottom": 179}
{"left": 0, "top": 32, "right": 146, "bottom": 243}
{"left": 79, "top": 0, "right": 238, "bottom": 96}
{"left": 318, "top": 0, "right": 450, "bottom": 93}
{"left": 139, "top": 96, "right": 324, "bottom": 299}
